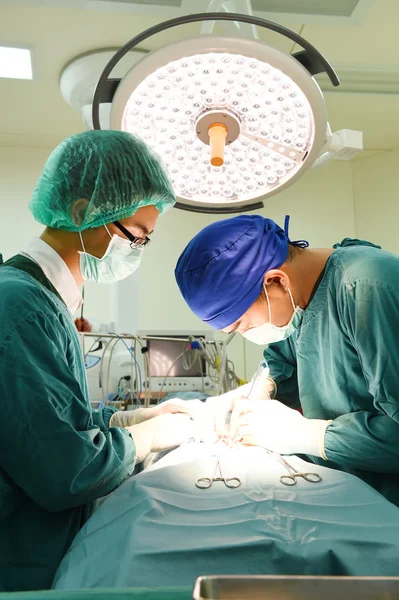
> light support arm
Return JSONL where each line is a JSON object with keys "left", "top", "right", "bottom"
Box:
{"left": 311, "top": 126, "right": 363, "bottom": 169}
{"left": 200, "top": 0, "right": 259, "bottom": 39}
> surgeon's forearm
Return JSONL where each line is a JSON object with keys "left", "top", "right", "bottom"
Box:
{"left": 324, "top": 411, "right": 399, "bottom": 473}
{"left": 264, "top": 340, "right": 300, "bottom": 408}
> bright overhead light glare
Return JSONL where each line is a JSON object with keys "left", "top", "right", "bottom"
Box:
{"left": 0, "top": 46, "right": 32, "bottom": 80}
{"left": 89, "top": 12, "right": 361, "bottom": 212}
{"left": 111, "top": 37, "right": 328, "bottom": 209}
{"left": 119, "top": 50, "right": 317, "bottom": 204}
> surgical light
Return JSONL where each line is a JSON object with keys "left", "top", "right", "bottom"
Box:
{"left": 90, "top": 12, "right": 361, "bottom": 213}
{"left": 114, "top": 44, "right": 320, "bottom": 206}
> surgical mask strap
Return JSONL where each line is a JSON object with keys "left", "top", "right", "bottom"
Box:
{"left": 80, "top": 225, "right": 113, "bottom": 255}
{"left": 79, "top": 232, "right": 87, "bottom": 253}
{"left": 104, "top": 224, "right": 113, "bottom": 240}
{"left": 287, "top": 288, "right": 296, "bottom": 312}
{"left": 263, "top": 284, "right": 296, "bottom": 325}
{"left": 263, "top": 284, "right": 272, "bottom": 324}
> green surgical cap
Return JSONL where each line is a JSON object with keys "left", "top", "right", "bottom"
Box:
{"left": 30, "top": 130, "right": 176, "bottom": 231}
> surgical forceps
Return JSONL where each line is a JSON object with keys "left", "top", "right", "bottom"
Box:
{"left": 274, "top": 453, "right": 322, "bottom": 486}
{"left": 196, "top": 459, "right": 241, "bottom": 489}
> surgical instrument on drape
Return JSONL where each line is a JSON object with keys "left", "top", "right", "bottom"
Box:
{"left": 196, "top": 459, "right": 241, "bottom": 489}
{"left": 270, "top": 452, "right": 322, "bottom": 486}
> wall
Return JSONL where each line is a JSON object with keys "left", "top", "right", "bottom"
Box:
{"left": 0, "top": 146, "right": 46, "bottom": 249}
{"left": 352, "top": 150, "right": 399, "bottom": 254}
{"left": 0, "top": 146, "right": 354, "bottom": 379}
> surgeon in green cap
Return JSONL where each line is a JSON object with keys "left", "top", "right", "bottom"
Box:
{"left": 0, "top": 130, "right": 193, "bottom": 591}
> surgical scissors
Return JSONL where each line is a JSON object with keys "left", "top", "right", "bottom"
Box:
{"left": 196, "top": 459, "right": 241, "bottom": 489}
{"left": 276, "top": 454, "right": 322, "bottom": 486}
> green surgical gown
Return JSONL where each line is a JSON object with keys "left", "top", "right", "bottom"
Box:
{"left": 0, "top": 256, "right": 136, "bottom": 591}
{"left": 264, "top": 239, "right": 399, "bottom": 505}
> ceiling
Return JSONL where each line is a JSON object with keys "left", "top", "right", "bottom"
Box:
{"left": 0, "top": 0, "right": 398, "bottom": 161}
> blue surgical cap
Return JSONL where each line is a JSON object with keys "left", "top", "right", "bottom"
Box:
{"left": 175, "top": 215, "right": 308, "bottom": 330}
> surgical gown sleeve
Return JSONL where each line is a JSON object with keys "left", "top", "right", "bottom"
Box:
{"left": 263, "top": 338, "right": 300, "bottom": 409}
{"left": 0, "top": 308, "right": 136, "bottom": 513}
{"left": 91, "top": 406, "right": 117, "bottom": 431}
{"left": 324, "top": 278, "right": 399, "bottom": 472}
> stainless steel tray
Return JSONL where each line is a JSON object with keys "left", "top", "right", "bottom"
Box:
{"left": 193, "top": 575, "right": 399, "bottom": 600}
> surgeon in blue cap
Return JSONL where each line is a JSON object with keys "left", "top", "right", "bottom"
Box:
{"left": 175, "top": 214, "right": 399, "bottom": 507}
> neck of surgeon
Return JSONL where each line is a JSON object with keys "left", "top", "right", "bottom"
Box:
{"left": 283, "top": 246, "right": 335, "bottom": 310}
{"left": 40, "top": 228, "right": 84, "bottom": 285}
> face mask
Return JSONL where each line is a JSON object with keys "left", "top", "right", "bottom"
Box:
{"left": 79, "top": 225, "right": 143, "bottom": 284}
{"left": 243, "top": 285, "right": 302, "bottom": 346}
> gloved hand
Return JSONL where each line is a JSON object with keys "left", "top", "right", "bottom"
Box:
{"left": 110, "top": 399, "right": 205, "bottom": 428}
{"left": 174, "top": 395, "right": 234, "bottom": 442}
{"left": 230, "top": 399, "right": 331, "bottom": 458}
{"left": 127, "top": 413, "right": 194, "bottom": 464}
{"left": 184, "top": 371, "right": 276, "bottom": 440}
{"left": 235, "top": 372, "right": 277, "bottom": 402}
{"left": 172, "top": 393, "right": 252, "bottom": 442}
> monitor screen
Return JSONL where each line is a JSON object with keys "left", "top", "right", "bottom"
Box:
{"left": 147, "top": 336, "right": 206, "bottom": 378}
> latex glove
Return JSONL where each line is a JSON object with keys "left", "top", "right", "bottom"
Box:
{"left": 237, "top": 372, "right": 277, "bottom": 401}
{"left": 215, "top": 368, "right": 276, "bottom": 411}
{"left": 169, "top": 396, "right": 231, "bottom": 442}
{"left": 230, "top": 399, "right": 330, "bottom": 458}
{"left": 110, "top": 399, "right": 205, "bottom": 428}
{"left": 127, "top": 413, "right": 194, "bottom": 464}
{"left": 191, "top": 372, "right": 276, "bottom": 440}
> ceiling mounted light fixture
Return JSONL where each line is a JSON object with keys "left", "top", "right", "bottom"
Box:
{"left": 0, "top": 46, "right": 32, "bottom": 80}
{"left": 90, "top": 11, "right": 362, "bottom": 213}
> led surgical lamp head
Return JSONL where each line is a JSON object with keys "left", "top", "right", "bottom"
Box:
{"left": 89, "top": 13, "right": 361, "bottom": 214}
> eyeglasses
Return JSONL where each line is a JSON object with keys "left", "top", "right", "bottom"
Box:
{"left": 113, "top": 221, "right": 151, "bottom": 248}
